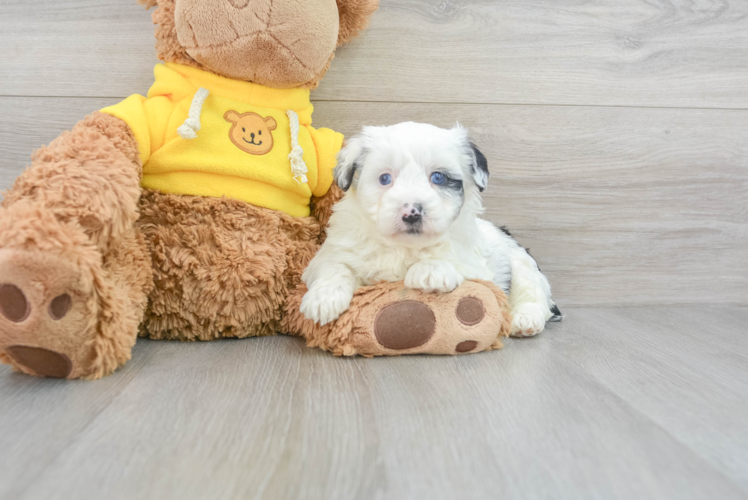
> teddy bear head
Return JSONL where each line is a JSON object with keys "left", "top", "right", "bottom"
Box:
{"left": 138, "top": 0, "right": 379, "bottom": 89}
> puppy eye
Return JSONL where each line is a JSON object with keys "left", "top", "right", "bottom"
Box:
{"left": 242, "top": 127, "right": 246, "bottom": 132}
{"left": 431, "top": 172, "right": 446, "bottom": 185}
{"left": 379, "top": 174, "right": 392, "bottom": 186}
{"left": 258, "top": 130, "right": 262, "bottom": 135}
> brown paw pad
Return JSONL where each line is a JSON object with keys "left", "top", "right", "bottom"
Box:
{"left": 0, "top": 284, "right": 30, "bottom": 323}
{"left": 455, "top": 297, "right": 485, "bottom": 326}
{"left": 374, "top": 300, "right": 436, "bottom": 350}
{"left": 5, "top": 345, "right": 72, "bottom": 378}
{"left": 456, "top": 340, "right": 478, "bottom": 353}
{"left": 49, "top": 294, "right": 72, "bottom": 320}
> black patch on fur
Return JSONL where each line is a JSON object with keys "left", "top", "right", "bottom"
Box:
{"left": 334, "top": 158, "right": 362, "bottom": 192}
{"left": 406, "top": 223, "right": 423, "bottom": 235}
{"left": 499, "top": 225, "right": 538, "bottom": 268}
{"left": 434, "top": 175, "right": 465, "bottom": 219}
{"left": 549, "top": 304, "right": 563, "bottom": 322}
{"left": 496, "top": 224, "right": 519, "bottom": 245}
{"left": 524, "top": 247, "right": 536, "bottom": 267}
{"left": 443, "top": 176, "right": 464, "bottom": 192}
{"left": 469, "top": 142, "right": 489, "bottom": 191}
{"left": 495, "top": 223, "right": 560, "bottom": 319}
{"left": 502, "top": 277, "right": 511, "bottom": 296}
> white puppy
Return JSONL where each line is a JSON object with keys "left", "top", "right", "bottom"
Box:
{"left": 301, "top": 122, "right": 561, "bottom": 336}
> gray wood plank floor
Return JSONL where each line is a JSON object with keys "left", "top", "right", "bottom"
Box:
{"left": 0, "top": 307, "right": 746, "bottom": 500}
{"left": 3, "top": 0, "right": 748, "bottom": 107}
{"left": 1, "top": 1, "right": 746, "bottom": 499}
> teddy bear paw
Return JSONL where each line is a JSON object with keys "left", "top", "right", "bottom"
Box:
{"left": 342, "top": 281, "right": 511, "bottom": 356}
{"left": 0, "top": 249, "right": 98, "bottom": 379}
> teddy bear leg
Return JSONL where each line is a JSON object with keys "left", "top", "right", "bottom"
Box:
{"left": 0, "top": 204, "right": 153, "bottom": 379}
{"left": 136, "top": 190, "right": 296, "bottom": 341}
{"left": 0, "top": 112, "right": 151, "bottom": 379}
{"left": 283, "top": 280, "right": 512, "bottom": 357}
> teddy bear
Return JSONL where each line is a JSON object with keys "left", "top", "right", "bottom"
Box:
{"left": 0, "top": 0, "right": 512, "bottom": 380}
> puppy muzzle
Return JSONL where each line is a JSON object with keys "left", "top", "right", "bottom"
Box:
{"left": 401, "top": 203, "right": 423, "bottom": 225}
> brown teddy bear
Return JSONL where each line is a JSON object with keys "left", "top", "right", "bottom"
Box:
{"left": 0, "top": 0, "right": 512, "bottom": 380}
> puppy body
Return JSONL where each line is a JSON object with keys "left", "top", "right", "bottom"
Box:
{"left": 301, "top": 122, "right": 560, "bottom": 336}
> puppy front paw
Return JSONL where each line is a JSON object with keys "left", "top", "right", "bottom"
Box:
{"left": 405, "top": 260, "right": 464, "bottom": 293}
{"left": 510, "top": 303, "right": 549, "bottom": 337}
{"left": 300, "top": 284, "right": 354, "bottom": 326}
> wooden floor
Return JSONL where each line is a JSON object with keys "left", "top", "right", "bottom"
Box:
{"left": 0, "top": 306, "right": 745, "bottom": 500}
{"left": 1, "top": 1, "right": 747, "bottom": 498}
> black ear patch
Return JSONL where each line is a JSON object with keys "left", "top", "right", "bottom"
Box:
{"left": 333, "top": 139, "right": 368, "bottom": 192}
{"left": 334, "top": 162, "right": 354, "bottom": 192}
{"left": 334, "top": 159, "right": 361, "bottom": 192}
{"left": 469, "top": 142, "right": 489, "bottom": 192}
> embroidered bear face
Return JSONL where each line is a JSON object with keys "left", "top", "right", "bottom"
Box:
{"left": 224, "top": 111, "right": 277, "bottom": 155}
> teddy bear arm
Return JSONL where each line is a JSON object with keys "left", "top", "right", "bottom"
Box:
{"left": 283, "top": 279, "right": 512, "bottom": 356}
{"left": 2, "top": 112, "right": 143, "bottom": 252}
{"left": 0, "top": 111, "right": 153, "bottom": 379}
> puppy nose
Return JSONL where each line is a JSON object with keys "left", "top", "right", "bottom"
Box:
{"left": 402, "top": 204, "right": 423, "bottom": 224}
{"left": 250, "top": 133, "right": 255, "bottom": 139}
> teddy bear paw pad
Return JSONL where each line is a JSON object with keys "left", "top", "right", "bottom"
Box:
{"left": 455, "top": 297, "right": 485, "bottom": 326}
{"left": 0, "top": 250, "right": 97, "bottom": 379}
{"left": 5, "top": 346, "right": 72, "bottom": 378}
{"left": 374, "top": 300, "right": 436, "bottom": 350}
{"left": 0, "top": 284, "right": 31, "bottom": 323}
{"left": 340, "top": 280, "right": 508, "bottom": 357}
{"left": 455, "top": 340, "right": 478, "bottom": 353}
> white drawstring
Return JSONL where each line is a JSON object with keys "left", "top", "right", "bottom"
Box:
{"left": 178, "top": 90, "right": 308, "bottom": 185}
{"left": 286, "top": 110, "right": 308, "bottom": 184}
{"left": 177, "top": 87, "right": 210, "bottom": 140}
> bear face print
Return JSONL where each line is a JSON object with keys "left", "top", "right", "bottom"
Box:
{"left": 224, "top": 111, "right": 277, "bottom": 155}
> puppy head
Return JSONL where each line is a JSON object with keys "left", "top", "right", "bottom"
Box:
{"left": 334, "top": 122, "right": 489, "bottom": 247}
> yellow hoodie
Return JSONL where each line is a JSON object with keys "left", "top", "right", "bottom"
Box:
{"left": 101, "top": 63, "right": 344, "bottom": 217}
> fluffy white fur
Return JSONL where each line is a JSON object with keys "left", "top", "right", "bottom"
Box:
{"left": 301, "top": 122, "right": 559, "bottom": 336}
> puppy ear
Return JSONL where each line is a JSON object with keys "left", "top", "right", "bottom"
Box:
{"left": 469, "top": 142, "right": 489, "bottom": 192}
{"left": 334, "top": 135, "right": 367, "bottom": 192}
{"left": 453, "top": 124, "right": 490, "bottom": 192}
{"left": 336, "top": 0, "right": 380, "bottom": 46}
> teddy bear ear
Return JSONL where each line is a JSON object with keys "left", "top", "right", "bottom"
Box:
{"left": 137, "top": 0, "right": 158, "bottom": 9}
{"left": 336, "top": 0, "right": 379, "bottom": 46}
